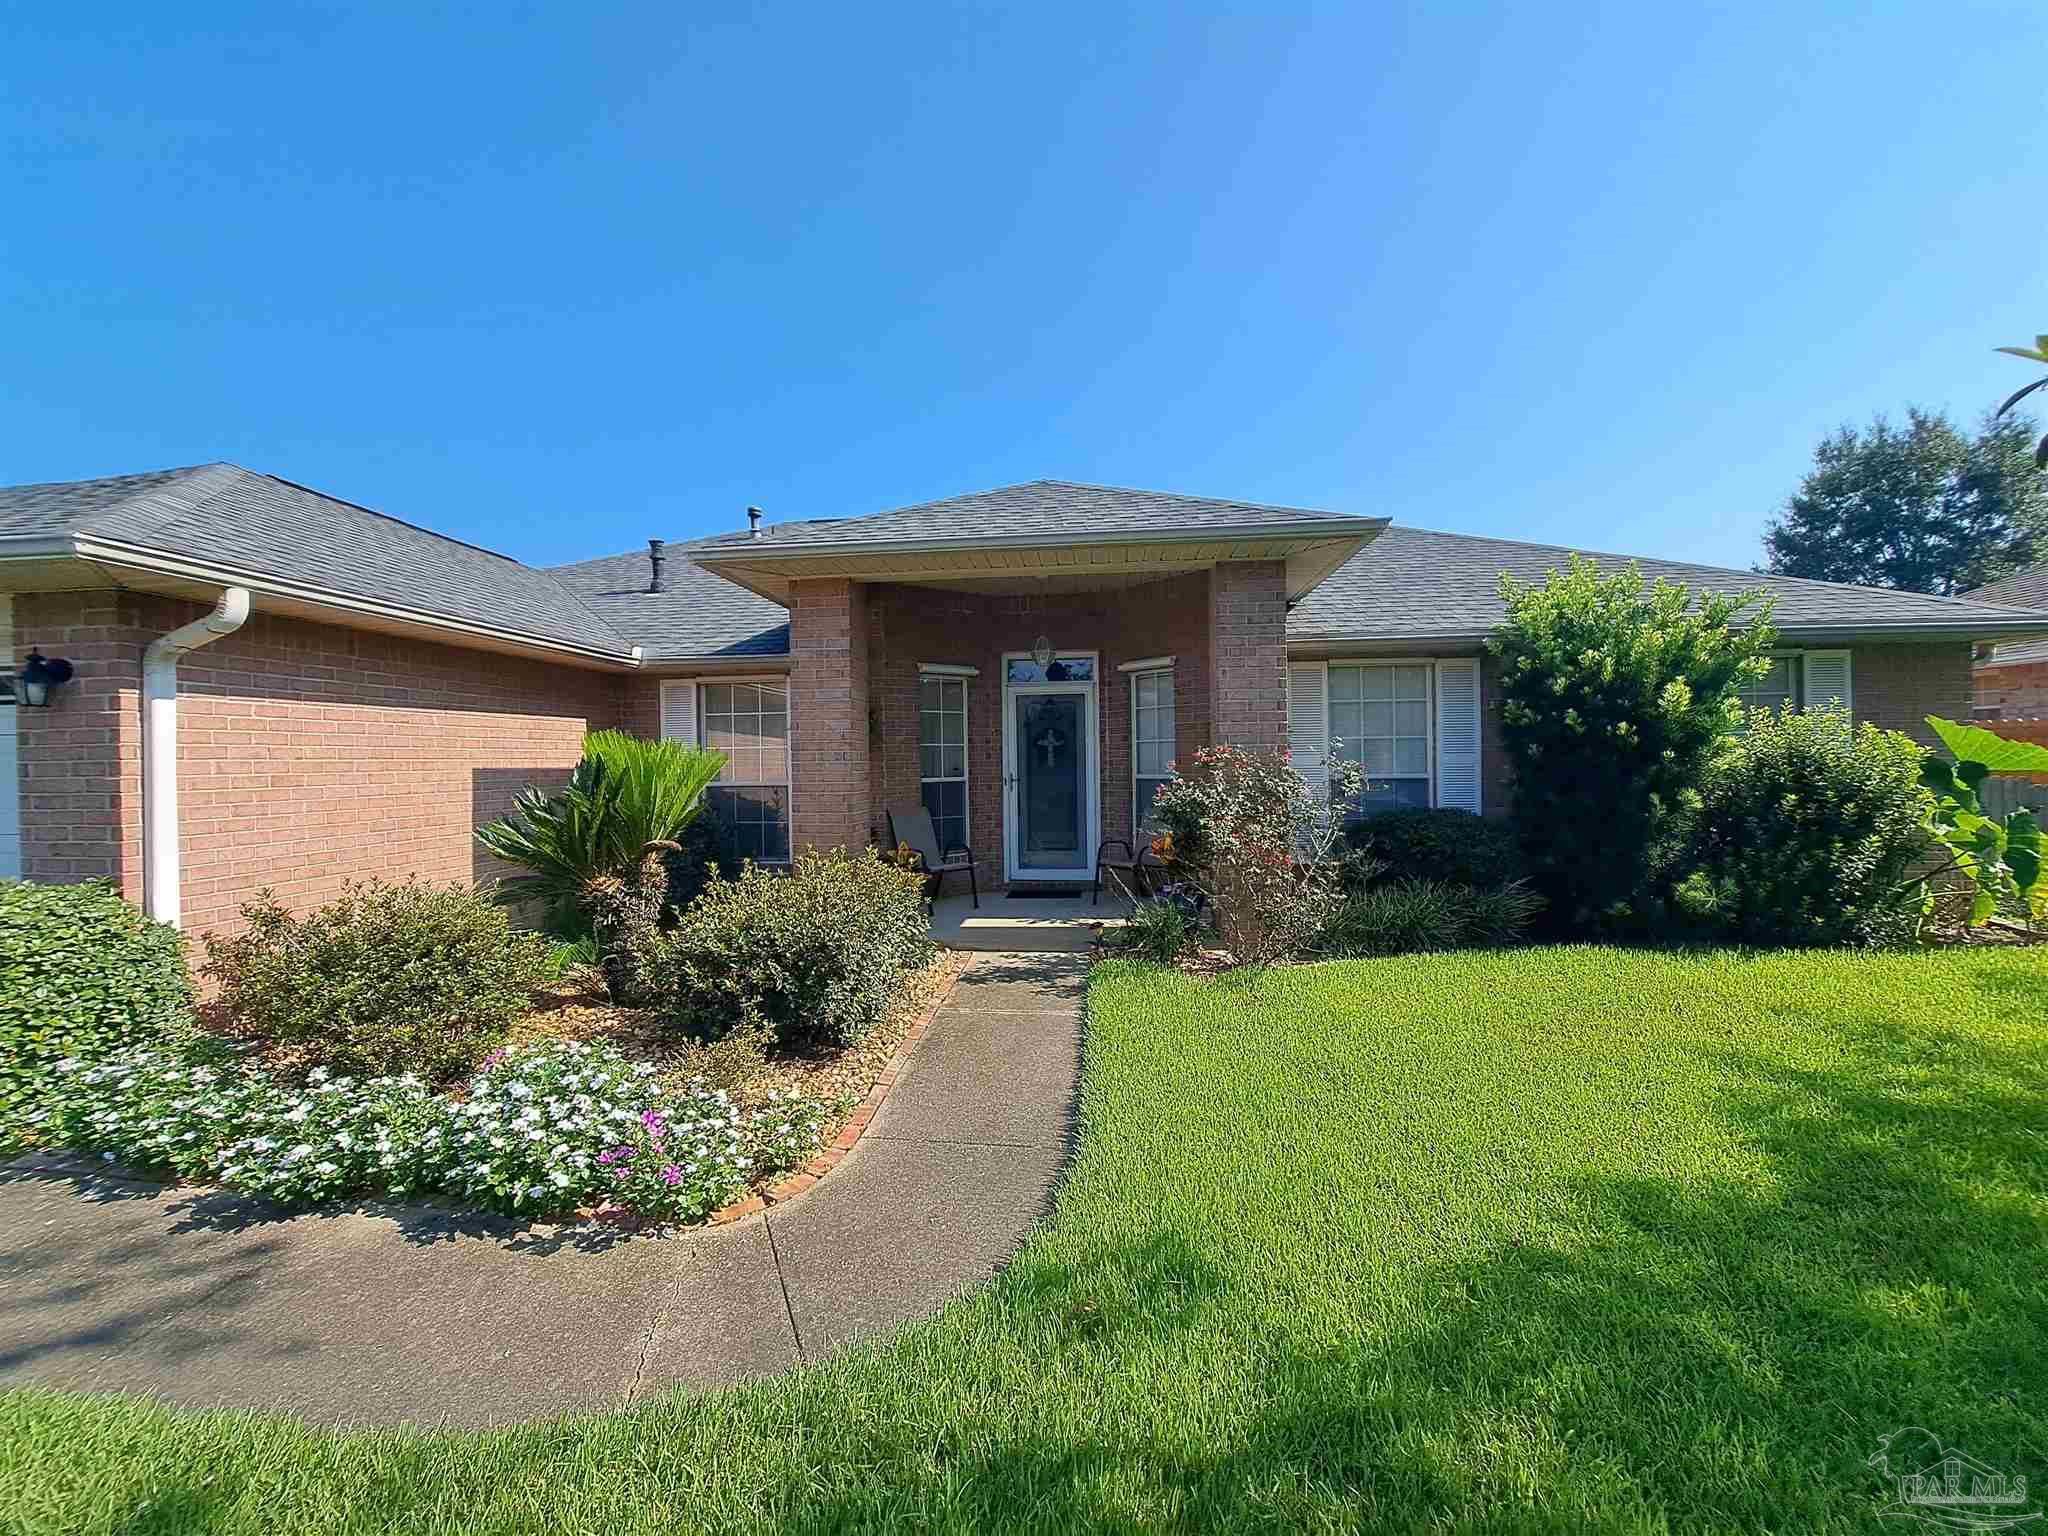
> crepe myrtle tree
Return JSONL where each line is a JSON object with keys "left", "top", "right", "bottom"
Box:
{"left": 1148, "top": 744, "right": 1365, "bottom": 968}
{"left": 1916, "top": 717, "right": 2048, "bottom": 926}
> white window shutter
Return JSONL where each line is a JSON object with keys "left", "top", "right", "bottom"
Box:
{"left": 1803, "top": 650, "right": 1853, "bottom": 718}
{"left": 1435, "top": 658, "right": 1483, "bottom": 813}
{"left": 1287, "top": 662, "right": 1329, "bottom": 794}
{"left": 659, "top": 680, "right": 697, "bottom": 742}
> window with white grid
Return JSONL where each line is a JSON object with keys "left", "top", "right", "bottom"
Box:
{"left": 1329, "top": 663, "right": 1432, "bottom": 812}
{"left": 919, "top": 674, "right": 969, "bottom": 854}
{"left": 1131, "top": 668, "right": 1175, "bottom": 836}
{"left": 699, "top": 681, "right": 790, "bottom": 862}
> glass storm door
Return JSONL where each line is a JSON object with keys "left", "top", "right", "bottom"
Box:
{"left": 1014, "top": 691, "right": 1087, "bottom": 873}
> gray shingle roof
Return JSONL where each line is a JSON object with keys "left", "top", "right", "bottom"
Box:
{"left": 1289, "top": 525, "right": 2048, "bottom": 643}
{"left": 0, "top": 463, "right": 634, "bottom": 657}
{"left": 1965, "top": 561, "right": 2048, "bottom": 612}
{"left": 695, "top": 479, "right": 1373, "bottom": 552}
{"left": 547, "top": 544, "right": 790, "bottom": 661}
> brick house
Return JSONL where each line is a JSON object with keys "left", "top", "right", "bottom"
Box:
{"left": 1964, "top": 561, "right": 2048, "bottom": 720}
{"left": 5, "top": 464, "right": 2047, "bottom": 941}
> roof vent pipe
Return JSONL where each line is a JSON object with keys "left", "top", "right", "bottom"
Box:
{"left": 747, "top": 506, "right": 763, "bottom": 539}
{"left": 647, "top": 538, "right": 667, "bottom": 593}
{"left": 143, "top": 586, "right": 252, "bottom": 926}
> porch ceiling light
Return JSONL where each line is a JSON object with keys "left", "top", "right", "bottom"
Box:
{"left": 1030, "top": 634, "right": 1054, "bottom": 668}
{"left": 17, "top": 649, "right": 74, "bottom": 707}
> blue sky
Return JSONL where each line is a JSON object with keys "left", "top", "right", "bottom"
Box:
{"left": 4, "top": 3, "right": 2044, "bottom": 573}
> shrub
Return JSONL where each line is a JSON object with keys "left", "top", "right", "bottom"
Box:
{"left": 1118, "top": 896, "right": 1196, "bottom": 964}
{"left": 0, "top": 879, "right": 193, "bottom": 1120}
{"left": 1150, "top": 745, "right": 1363, "bottom": 967}
{"left": 661, "top": 813, "right": 731, "bottom": 913}
{"left": 582, "top": 852, "right": 669, "bottom": 1006}
{"left": 475, "top": 730, "right": 727, "bottom": 937}
{"left": 1488, "top": 556, "right": 1779, "bottom": 936}
{"left": 202, "top": 881, "right": 549, "bottom": 1080}
{"left": 1342, "top": 807, "right": 1524, "bottom": 890}
{"left": 665, "top": 848, "right": 930, "bottom": 1050}
{"left": 30, "top": 1037, "right": 830, "bottom": 1225}
{"left": 1318, "top": 877, "right": 1544, "bottom": 956}
{"left": 1676, "top": 706, "right": 1933, "bottom": 948}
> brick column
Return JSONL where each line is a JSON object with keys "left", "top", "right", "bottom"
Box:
{"left": 788, "top": 577, "right": 872, "bottom": 853}
{"left": 14, "top": 591, "right": 147, "bottom": 900}
{"left": 1208, "top": 561, "right": 1289, "bottom": 753}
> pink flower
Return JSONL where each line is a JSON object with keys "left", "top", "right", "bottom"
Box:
{"left": 660, "top": 1164, "right": 683, "bottom": 1186}
{"left": 640, "top": 1110, "right": 668, "bottom": 1136}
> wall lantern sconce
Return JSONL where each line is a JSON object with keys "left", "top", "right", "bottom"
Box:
{"left": 17, "top": 650, "right": 74, "bottom": 707}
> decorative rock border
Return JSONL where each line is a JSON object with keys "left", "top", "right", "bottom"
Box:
{"left": 704, "top": 960, "right": 964, "bottom": 1225}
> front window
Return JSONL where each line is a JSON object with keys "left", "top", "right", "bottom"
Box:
{"left": 1740, "top": 655, "right": 1802, "bottom": 716}
{"left": 1329, "top": 663, "right": 1432, "bottom": 813}
{"left": 1131, "top": 668, "right": 1175, "bottom": 836}
{"left": 919, "top": 674, "right": 969, "bottom": 853}
{"left": 700, "top": 681, "right": 790, "bottom": 862}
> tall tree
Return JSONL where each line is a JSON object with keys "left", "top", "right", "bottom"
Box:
{"left": 1761, "top": 408, "right": 2047, "bottom": 594}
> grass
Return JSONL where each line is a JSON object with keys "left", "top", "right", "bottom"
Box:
{"left": 6, "top": 946, "right": 2048, "bottom": 1533}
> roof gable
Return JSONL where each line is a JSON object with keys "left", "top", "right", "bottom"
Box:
{"left": 1965, "top": 561, "right": 2048, "bottom": 611}
{"left": 695, "top": 479, "right": 1374, "bottom": 551}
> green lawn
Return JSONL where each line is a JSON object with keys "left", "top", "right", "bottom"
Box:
{"left": 6, "top": 947, "right": 2048, "bottom": 1534}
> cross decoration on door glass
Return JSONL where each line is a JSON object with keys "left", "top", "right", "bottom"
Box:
{"left": 1006, "top": 656, "right": 1094, "bottom": 684}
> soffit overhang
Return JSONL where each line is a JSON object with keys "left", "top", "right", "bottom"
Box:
{"left": 691, "top": 521, "right": 1387, "bottom": 603}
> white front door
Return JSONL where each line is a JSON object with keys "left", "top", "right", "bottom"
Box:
{"left": 1001, "top": 653, "right": 1100, "bottom": 883}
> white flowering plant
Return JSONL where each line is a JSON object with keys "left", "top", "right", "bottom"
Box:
{"left": 28, "top": 1037, "right": 833, "bottom": 1228}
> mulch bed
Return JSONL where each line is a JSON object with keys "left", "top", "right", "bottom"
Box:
{"left": 511, "top": 949, "right": 977, "bottom": 1115}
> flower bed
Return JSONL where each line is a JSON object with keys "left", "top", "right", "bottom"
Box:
{"left": 28, "top": 1038, "right": 830, "bottom": 1227}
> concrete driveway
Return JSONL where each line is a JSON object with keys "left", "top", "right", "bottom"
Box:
{"left": 0, "top": 952, "right": 1085, "bottom": 1429}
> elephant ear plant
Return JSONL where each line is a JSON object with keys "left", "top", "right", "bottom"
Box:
{"left": 1918, "top": 717, "right": 2048, "bottom": 925}
{"left": 475, "top": 730, "right": 726, "bottom": 998}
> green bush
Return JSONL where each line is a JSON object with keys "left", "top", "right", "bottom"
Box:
{"left": 1117, "top": 896, "right": 1196, "bottom": 964}
{"left": 1319, "top": 877, "right": 1545, "bottom": 956}
{"left": 201, "top": 880, "right": 548, "bottom": 1079}
{"left": 0, "top": 879, "right": 193, "bottom": 1118}
{"left": 1675, "top": 706, "right": 1932, "bottom": 948}
{"left": 664, "top": 849, "right": 930, "bottom": 1050}
{"left": 1342, "top": 807, "right": 1524, "bottom": 890}
{"left": 1488, "top": 556, "right": 1778, "bottom": 936}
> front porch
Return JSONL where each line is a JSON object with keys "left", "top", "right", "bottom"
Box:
{"left": 930, "top": 888, "right": 1133, "bottom": 953}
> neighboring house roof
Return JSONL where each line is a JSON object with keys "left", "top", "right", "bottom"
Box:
{"left": 1288, "top": 525, "right": 2048, "bottom": 646}
{"left": 1966, "top": 561, "right": 2048, "bottom": 611}
{"left": 0, "top": 463, "right": 635, "bottom": 659}
{"left": 692, "top": 479, "right": 1372, "bottom": 552}
{"left": 547, "top": 543, "right": 790, "bottom": 662}
{"left": 1964, "top": 562, "right": 2048, "bottom": 667}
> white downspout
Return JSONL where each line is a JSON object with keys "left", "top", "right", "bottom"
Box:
{"left": 143, "top": 587, "right": 251, "bottom": 926}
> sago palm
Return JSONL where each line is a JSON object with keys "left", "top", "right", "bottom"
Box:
{"left": 474, "top": 730, "right": 726, "bottom": 930}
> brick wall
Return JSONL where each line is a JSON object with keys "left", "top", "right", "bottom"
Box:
{"left": 13, "top": 592, "right": 151, "bottom": 894}
{"left": 1209, "top": 561, "right": 1288, "bottom": 755}
{"left": 1852, "top": 643, "right": 1973, "bottom": 747}
{"left": 14, "top": 590, "right": 628, "bottom": 941}
{"left": 1976, "top": 659, "right": 2048, "bottom": 720}
{"left": 864, "top": 572, "right": 1213, "bottom": 885}
{"left": 787, "top": 578, "right": 871, "bottom": 854}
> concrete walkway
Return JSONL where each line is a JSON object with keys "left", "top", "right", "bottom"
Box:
{"left": 0, "top": 953, "right": 1085, "bottom": 1429}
